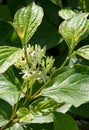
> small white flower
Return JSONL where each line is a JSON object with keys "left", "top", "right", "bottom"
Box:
{"left": 14, "top": 44, "right": 55, "bottom": 83}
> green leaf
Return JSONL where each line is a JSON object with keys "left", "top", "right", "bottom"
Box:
{"left": 59, "top": 8, "right": 76, "bottom": 20}
{"left": 76, "top": 45, "right": 89, "bottom": 60}
{"left": 69, "top": 55, "right": 78, "bottom": 67}
{"left": 0, "top": 99, "right": 12, "bottom": 127}
{"left": 31, "top": 97, "right": 62, "bottom": 114}
{"left": 0, "top": 99, "right": 12, "bottom": 118}
{"left": 0, "top": 69, "right": 21, "bottom": 105}
{"left": 29, "top": 99, "right": 71, "bottom": 124}
{"left": 56, "top": 104, "right": 72, "bottom": 113}
{"left": 41, "top": 65, "right": 89, "bottom": 107}
{"left": 0, "top": 46, "right": 22, "bottom": 73}
{"left": 17, "top": 107, "right": 53, "bottom": 124}
{"left": 13, "top": 2, "right": 43, "bottom": 45}
{"left": 0, "top": 72, "right": 19, "bottom": 93}
{"left": 0, "top": 92, "right": 20, "bottom": 106}
{"left": 4, "top": 68, "right": 20, "bottom": 88}
{"left": 31, "top": 114, "right": 53, "bottom": 124}
{"left": 59, "top": 13, "right": 89, "bottom": 52}
{"left": 53, "top": 112, "right": 79, "bottom": 130}
{"left": 17, "top": 108, "right": 34, "bottom": 123}
{"left": 0, "top": 114, "right": 8, "bottom": 127}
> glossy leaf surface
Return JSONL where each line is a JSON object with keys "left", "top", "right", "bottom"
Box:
{"left": 56, "top": 104, "right": 71, "bottom": 113}
{"left": 0, "top": 99, "right": 12, "bottom": 127}
{"left": 17, "top": 108, "right": 34, "bottom": 123}
{"left": 0, "top": 46, "right": 21, "bottom": 73}
{"left": 0, "top": 114, "right": 8, "bottom": 127}
{"left": 0, "top": 69, "right": 21, "bottom": 105}
{"left": 59, "top": 13, "right": 89, "bottom": 52}
{"left": 41, "top": 65, "right": 89, "bottom": 107}
{"left": 31, "top": 114, "right": 53, "bottom": 124}
{"left": 59, "top": 8, "right": 76, "bottom": 20}
{"left": 76, "top": 45, "right": 89, "bottom": 60}
{"left": 13, "top": 2, "right": 43, "bottom": 45}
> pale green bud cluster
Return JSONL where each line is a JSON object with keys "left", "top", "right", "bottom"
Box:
{"left": 14, "top": 45, "right": 55, "bottom": 83}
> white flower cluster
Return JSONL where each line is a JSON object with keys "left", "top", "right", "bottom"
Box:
{"left": 14, "top": 45, "right": 55, "bottom": 83}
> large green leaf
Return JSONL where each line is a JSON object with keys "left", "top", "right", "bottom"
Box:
{"left": 41, "top": 65, "right": 89, "bottom": 107}
{"left": 0, "top": 99, "right": 12, "bottom": 128}
{"left": 0, "top": 92, "right": 20, "bottom": 106}
{"left": 0, "top": 99, "right": 12, "bottom": 118}
{"left": 0, "top": 46, "right": 22, "bottom": 73}
{"left": 59, "top": 13, "right": 89, "bottom": 52}
{"left": 0, "top": 73, "right": 16, "bottom": 93}
{"left": 28, "top": 98, "right": 71, "bottom": 124}
{"left": 13, "top": 2, "right": 43, "bottom": 45}
{"left": 31, "top": 97, "right": 71, "bottom": 115}
{"left": 0, "top": 114, "right": 8, "bottom": 127}
{"left": 0, "top": 99, "right": 12, "bottom": 127}
{"left": 76, "top": 45, "right": 89, "bottom": 60}
{"left": 53, "top": 112, "right": 79, "bottom": 130}
{"left": 0, "top": 69, "right": 21, "bottom": 105}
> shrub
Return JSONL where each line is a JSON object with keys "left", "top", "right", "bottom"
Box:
{"left": 0, "top": 0, "right": 89, "bottom": 130}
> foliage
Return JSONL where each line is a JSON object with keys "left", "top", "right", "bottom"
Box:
{"left": 0, "top": 0, "right": 89, "bottom": 130}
